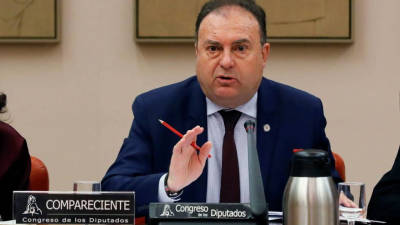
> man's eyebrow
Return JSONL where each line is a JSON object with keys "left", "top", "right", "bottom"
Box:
{"left": 202, "top": 39, "right": 250, "bottom": 46}
{"left": 233, "top": 39, "right": 251, "bottom": 44}
{"left": 203, "top": 40, "right": 221, "bottom": 46}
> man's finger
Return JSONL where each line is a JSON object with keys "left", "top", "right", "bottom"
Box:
{"left": 172, "top": 141, "right": 183, "bottom": 155}
{"left": 172, "top": 126, "right": 200, "bottom": 152}
{"left": 182, "top": 126, "right": 203, "bottom": 147}
{"left": 198, "top": 141, "right": 212, "bottom": 164}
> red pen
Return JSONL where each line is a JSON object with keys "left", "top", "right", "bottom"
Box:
{"left": 293, "top": 148, "right": 304, "bottom": 153}
{"left": 158, "top": 119, "right": 211, "bottom": 158}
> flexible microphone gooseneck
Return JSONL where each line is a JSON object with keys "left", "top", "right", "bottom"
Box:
{"left": 244, "top": 120, "right": 268, "bottom": 222}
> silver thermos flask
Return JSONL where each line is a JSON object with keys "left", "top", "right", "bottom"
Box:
{"left": 283, "top": 149, "right": 339, "bottom": 225}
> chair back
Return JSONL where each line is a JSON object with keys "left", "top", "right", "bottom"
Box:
{"left": 332, "top": 152, "right": 346, "bottom": 181}
{"left": 29, "top": 156, "right": 49, "bottom": 190}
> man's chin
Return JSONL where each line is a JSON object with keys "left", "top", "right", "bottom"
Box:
{"left": 212, "top": 94, "right": 242, "bottom": 108}
{"left": 214, "top": 87, "right": 239, "bottom": 96}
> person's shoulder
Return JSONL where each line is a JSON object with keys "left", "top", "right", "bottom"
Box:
{"left": 262, "top": 78, "right": 322, "bottom": 106}
{"left": 134, "top": 76, "right": 200, "bottom": 105}
{"left": 0, "top": 121, "right": 22, "bottom": 137}
{"left": 0, "top": 121, "right": 25, "bottom": 149}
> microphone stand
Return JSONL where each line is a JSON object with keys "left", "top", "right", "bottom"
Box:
{"left": 245, "top": 120, "right": 268, "bottom": 225}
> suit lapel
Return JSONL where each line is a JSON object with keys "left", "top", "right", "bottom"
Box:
{"left": 256, "top": 78, "right": 281, "bottom": 193}
{"left": 185, "top": 78, "right": 208, "bottom": 146}
{"left": 184, "top": 78, "right": 208, "bottom": 202}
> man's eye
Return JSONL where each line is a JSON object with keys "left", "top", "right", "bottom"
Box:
{"left": 208, "top": 46, "right": 218, "bottom": 51}
{"left": 235, "top": 45, "right": 247, "bottom": 51}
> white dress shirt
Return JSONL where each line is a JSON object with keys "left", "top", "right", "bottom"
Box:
{"left": 158, "top": 93, "right": 258, "bottom": 203}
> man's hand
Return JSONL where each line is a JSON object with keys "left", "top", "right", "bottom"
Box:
{"left": 167, "top": 126, "right": 212, "bottom": 192}
{"left": 339, "top": 191, "right": 358, "bottom": 208}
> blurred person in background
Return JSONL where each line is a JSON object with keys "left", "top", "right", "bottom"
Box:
{"left": 368, "top": 145, "right": 400, "bottom": 224}
{"left": 0, "top": 92, "right": 31, "bottom": 221}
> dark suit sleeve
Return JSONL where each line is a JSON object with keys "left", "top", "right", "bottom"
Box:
{"left": 101, "top": 96, "right": 164, "bottom": 217}
{"left": 0, "top": 135, "right": 31, "bottom": 221}
{"left": 313, "top": 98, "right": 342, "bottom": 183}
{"left": 367, "top": 146, "right": 400, "bottom": 224}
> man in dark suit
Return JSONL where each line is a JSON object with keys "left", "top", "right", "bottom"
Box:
{"left": 368, "top": 146, "right": 400, "bottom": 224}
{"left": 102, "top": 0, "right": 339, "bottom": 217}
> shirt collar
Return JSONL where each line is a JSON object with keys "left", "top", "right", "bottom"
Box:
{"left": 206, "top": 93, "right": 257, "bottom": 118}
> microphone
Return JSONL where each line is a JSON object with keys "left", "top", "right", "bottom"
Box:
{"left": 244, "top": 120, "right": 268, "bottom": 221}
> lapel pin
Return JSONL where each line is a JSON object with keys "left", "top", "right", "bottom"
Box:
{"left": 263, "top": 124, "right": 271, "bottom": 132}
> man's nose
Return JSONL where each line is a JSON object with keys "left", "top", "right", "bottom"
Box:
{"left": 219, "top": 49, "right": 235, "bottom": 69}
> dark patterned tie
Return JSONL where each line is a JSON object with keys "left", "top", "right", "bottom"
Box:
{"left": 219, "top": 110, "right": 242, "bottom": 203}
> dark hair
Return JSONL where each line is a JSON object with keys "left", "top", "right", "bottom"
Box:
{"left": 195, "top": 0, "right": 267, "bottom": 45}
{"left": 0, "top": 92, "right": 6, "bottom": 113}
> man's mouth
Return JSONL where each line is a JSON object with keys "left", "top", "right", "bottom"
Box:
{"left": 215, "top": 75, "right": 238, "bottom": 86}
{"left": 217, "top": 75, "right": 235, "bottom": 80}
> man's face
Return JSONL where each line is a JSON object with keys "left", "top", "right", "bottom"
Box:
{"left": 195, "top": 6, "right": 270, "bottom": 108}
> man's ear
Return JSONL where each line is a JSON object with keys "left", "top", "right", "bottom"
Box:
{"left": 261, "top": 43, "right": 270, "bottom": 66}
{"left": 195, "top": 42, "right": 199, "bottom": 56}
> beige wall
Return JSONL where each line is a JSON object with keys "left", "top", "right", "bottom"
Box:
{"left": 0, "top": 0, "right": 399, "bottom": 204}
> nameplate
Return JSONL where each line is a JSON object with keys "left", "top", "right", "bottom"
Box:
{"left": 13, "top": 191, "right": 135, "bottom": 224}
{"left": 150, "top": 203, "right": 253, "bottom": 220}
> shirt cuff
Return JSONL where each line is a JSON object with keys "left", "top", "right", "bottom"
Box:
{"left": 158, "top": 173, "right": 177, "bottom": 202}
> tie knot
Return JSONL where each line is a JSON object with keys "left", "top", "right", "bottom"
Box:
{"left": 219, "top": 110, "right": 242, "bottom": 131}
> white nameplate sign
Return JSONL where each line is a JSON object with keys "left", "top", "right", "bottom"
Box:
{"left": 13, "top": 191, "right": 135, "bottom": 224}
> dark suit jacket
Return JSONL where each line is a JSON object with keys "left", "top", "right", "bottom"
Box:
{"left": 0, "top": 121, "right": 31, "bottom": 220}
{"left": 102, "top": 76, "right": 339, "bottom": 217}
{"left": 368, "top": 146, "right": 400, "bottom": 224}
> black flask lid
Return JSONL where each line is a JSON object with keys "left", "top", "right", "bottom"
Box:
{"left": 290, "top": 149, "right": 331, "bottom": 177}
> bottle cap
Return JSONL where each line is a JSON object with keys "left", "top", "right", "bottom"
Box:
{"left": 290, "top": 149, "right": 332, "bottom": 177}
